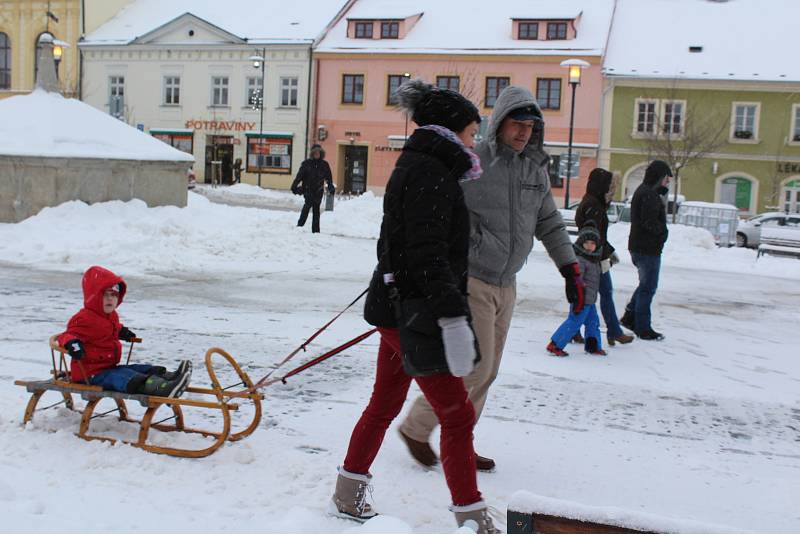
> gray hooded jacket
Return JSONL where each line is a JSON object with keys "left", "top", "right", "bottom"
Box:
{"left": 462, "top": 86, "right": 575, "bottom": 287}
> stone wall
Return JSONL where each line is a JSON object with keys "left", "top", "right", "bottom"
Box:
{"left": 0, "top": 156, "right": 189, "bottom": 222}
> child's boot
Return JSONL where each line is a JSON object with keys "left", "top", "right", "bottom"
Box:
{"left": 164, "top": 360, "right": 192, "bottom": 382}
{"left": 585, "top": 337, "right": 607, "bottom": 356}
{"left": 546, "top": 341, "right": 569, "bottom": 357}
{"left": 451, "top": 500, "right": 499, "bottom": 533}
{"left": 328, "top": 466, "right": 377, "bottom": 522}
{"left": 141, "top": 373, "right": 189, "bottom": 398}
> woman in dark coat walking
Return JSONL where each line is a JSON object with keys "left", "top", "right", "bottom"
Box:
{"left": 575, "top": 168, "right": 634, "bottom": 346}
{"left": 291, "top": 144, "right": 334, "bottom": 233}
{"left": 328, "top": 80, "right": 497, "bottom": 533}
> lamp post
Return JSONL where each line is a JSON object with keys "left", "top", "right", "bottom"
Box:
{"left": 402, "top": 72, "right": 411, "bottom": 139}
{"left": 249, "top": 49, "right": 266, "bottom": 187}
{"left": 560, "top": 59, "right": 590, "bottom": 209}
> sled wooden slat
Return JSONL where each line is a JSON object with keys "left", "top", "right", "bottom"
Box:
{"left": 508, "top": 511, "right": 665, "bottom": 534}
{"left": 16, "top": 339, "right": 262, "bottom": 459}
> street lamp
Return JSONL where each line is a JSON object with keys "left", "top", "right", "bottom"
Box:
{"left": 52, "top": 39, "right": 69, "bottom": 80}
{"left": 560, "top": 58, "right": 590, "bottom": 209}
{"left": 249, "top": 49, "right": 266, "bottom": 187}
{"left": 402, "top": 72, "right": 411, "bottom": 139}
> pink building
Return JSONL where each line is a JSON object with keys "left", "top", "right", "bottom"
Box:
{"left": 313, "top": 0, "right": 615, "bottom": 205}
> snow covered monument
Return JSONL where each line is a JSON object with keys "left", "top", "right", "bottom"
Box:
{"left": 0, "top": 33, "right": 194, "bottom": 223}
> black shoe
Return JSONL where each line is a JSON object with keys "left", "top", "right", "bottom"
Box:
{"left": 636, "top": 329, "right": 665, "bottom": 341}
{"left": 570, "top": 333, "right": 584, "bottom": 344}
{"left": 141, "top": 372, "right": 190, "bottom": 398}
{"left": 620, "top": 311, "right": 635, "bottom": 332}
{"left": 164, "top": 360, "right": 192, "bottom": 382}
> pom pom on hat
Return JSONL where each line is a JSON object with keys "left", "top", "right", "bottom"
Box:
{"left": 395, "top": 79, "right": 481, "bottom": 133}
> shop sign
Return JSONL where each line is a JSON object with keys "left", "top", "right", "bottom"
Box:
{"left": 345, "top": 131, "right": 361, "bottom": 137}
{"left": 185, "top": 120, "right": 256, "bottom": 131}
{"left": 776, "top": 161, "right": 800, "bottom": 174}
{"left": 374, "top": 145, "right": 402, "bottom": 152}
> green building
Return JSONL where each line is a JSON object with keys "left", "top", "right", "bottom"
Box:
{"left": 599, "top": 0, "right": 800, "bottom": 216}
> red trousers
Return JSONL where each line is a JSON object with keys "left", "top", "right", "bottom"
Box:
{"left": 343, "top": 327, "right": 481, "bottom": 506}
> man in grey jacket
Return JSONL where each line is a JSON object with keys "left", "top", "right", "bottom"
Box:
{"left": 399, "top": 86, "right": 584, "bottom": 471}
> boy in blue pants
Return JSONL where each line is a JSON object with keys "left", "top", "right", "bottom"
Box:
{"left": 547, "top": 224, "right": 606, "bottom": 356}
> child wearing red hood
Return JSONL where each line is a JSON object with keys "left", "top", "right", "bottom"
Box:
{"left": 57, "top": 266, "right": 192, "bottom": 398}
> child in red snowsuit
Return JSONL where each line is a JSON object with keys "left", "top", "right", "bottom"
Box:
{"left": 57, "top": 266, "right": 191, "bottom": 398}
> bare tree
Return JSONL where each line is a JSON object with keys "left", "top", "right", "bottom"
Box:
{"left": 438, "top": 61, "right": 481, "bottom": 103}
{"left": 640, "top": 81, "right": 729, "bottom": 221}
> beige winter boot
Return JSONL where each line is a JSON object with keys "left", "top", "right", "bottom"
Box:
{"left": 452, "top": 500, "right": 500, "bottom": 533}
{"left": 327, "top": 466, "right": 378, "bottom": 522}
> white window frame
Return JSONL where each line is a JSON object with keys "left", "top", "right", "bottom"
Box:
{"left": 632, "top": 98, "right": 658, "bottom": 137}
{"left": 108, "top": 75, "right": 125, "bottom": 118}
{"left": 660, "top": 99, "right": 685, "bottom": 137}
{"left": 163, "top": 75, "right": 180, "bottom": 105}
{"left": 246, "top": 75, "right": 264, "bottom": 108}
{"left": 211, "top": 75, "right": 229, "bottom": 107}
{"left": 789, "top": 104, "right": 800, "bottom": 145}
{"left": 280, "top": 76, "right": 298, "bottom": 107}
{"left": 729, "top": 101, "right": 760, "bottom": 143}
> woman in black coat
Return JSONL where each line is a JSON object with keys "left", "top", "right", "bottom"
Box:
{"left": 575, "top": 168, "right": 634, "bottom": 346}
{"left": 329, "top": 80, "right": 497, "bottom": 533}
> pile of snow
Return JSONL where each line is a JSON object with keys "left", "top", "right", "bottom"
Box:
{"left": 0, "top": 89, "right": 193, "bottom": 162}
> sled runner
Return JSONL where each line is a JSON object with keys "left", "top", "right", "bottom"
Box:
{"left": 14, "top": 335, "right": 263, "bottom": 458}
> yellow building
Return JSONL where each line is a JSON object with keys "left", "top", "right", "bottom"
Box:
{"left": 0, "top": 0, "right": 131, "bottom": 99}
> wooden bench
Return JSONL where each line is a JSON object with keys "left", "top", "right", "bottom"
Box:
{"left": 757, "top": 226, "right": 800, "bottom": 259}
{"left": 14, "top": 336, "right": 263, "bottom": 458}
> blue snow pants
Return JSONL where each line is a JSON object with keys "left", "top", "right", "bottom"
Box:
{"left": 551, "top": 304, "right": 602, "bottom": 351}
{"left": 88, "top": 364, "right": 159, "bottom": 393}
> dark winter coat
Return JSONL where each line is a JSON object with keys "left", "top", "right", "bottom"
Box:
{"left": 57, "top": 266, "right": 128, "bottom": 382}
{"left": 575, "top": 172, "right": 614, "bottom": 261}
{"left": 366, "top": 128, "right": 472, "bottom": 325}
{"left": 291, "top": 151, "right": 334, "bottom": 202}
{"left": 628, "top": 174, "right": 669, "bottom": 255}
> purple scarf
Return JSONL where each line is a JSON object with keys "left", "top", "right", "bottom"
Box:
{"left": 419, "top": 124, "right": 482, "bottom": 182}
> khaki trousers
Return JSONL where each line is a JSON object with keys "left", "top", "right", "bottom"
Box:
{"left": 399, "top": 276, "right": 516, "bottom": 443}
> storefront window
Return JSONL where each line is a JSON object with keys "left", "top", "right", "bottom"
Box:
{"left": 152, "top": 132, "right": 194, "bottom": 154}
{"left": 247, "top": 136, "right": 292, "bottom": 173}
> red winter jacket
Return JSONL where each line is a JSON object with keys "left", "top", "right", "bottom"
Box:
{"left": 57, "top": 266, "right": 128, "bottom": 382}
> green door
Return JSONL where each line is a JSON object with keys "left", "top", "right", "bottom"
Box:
{"left": 721, "top": 177, "right": 752, "bottom": 212}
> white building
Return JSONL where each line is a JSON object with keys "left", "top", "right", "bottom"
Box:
{"left": 80, "top": 0, "right": 353, "bottom": 188}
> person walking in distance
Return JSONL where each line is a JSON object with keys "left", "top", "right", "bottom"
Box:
{"left": 620, "top": 160, "right": 672, "bottom": 341}
{"left": 291, "top": 144, "right": 334, "bottom": 233}
{"left": 398, "top": 85, "right": 583, "bottom": 472}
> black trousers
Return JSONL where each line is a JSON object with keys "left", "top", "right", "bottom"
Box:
{"left": 298, "top": 199, "right": 321, "bottom": 233}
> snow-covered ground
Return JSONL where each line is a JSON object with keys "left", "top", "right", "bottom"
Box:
{"left": 1, "top": 188, "right": 798, "bottom": 533}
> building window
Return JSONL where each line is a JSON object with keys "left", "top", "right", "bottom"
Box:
{"left": 548, "top": 155, "right": 563, "bottom": 188}
{"left": 163, "top": 76, "right": 180, "bottom": 105}
{"left": 792, "top": 105, "right": 800, "bottom": 143}
{"left": 546, "top": 22, "right": 568, "bottom": 40}
{"left": 0, "top": 32, "right": 10, "bottom": 90}
{"left": 211, "top": 76, "right": 229, "bottom": 106}
{"left": 387, "top": 74, "right": 409, "bottom": 105}
{"left": 436, "top": 76, "right": 460, "bottom": 92}
{"left": 246, "top": 76, "right": 263, "bottom": 107}
{"left": 355, "top": 22, "right": 373, "bottom": 38}
{"left": 247, "top": 136, "right": 292, "bottom": 173}
{"left": 732, "top": 103, "right": 758, "bottom": 140}
{"left": 661, "top": 100, "right": 684, "bottom": 135}
{"left": 152, "top": 132, "right": 193, "bottom": 154}
{"left": 518, "top": 22, "right": 538, "bottom": 40}
{"left": 536, "top": 78, "right": 561, "bottom": 110}
{"left": 109, "top": 75, "right": 125, "bottom": 118}
{"left": 280, "top": 76, "right": 298, "bottom": 107}
{"left": 342, "top": 74, "right": 364, "bottom": 104}
{"left": 381, "top": 21, "right": 399, "bottom": 39}
{"left": 635, "top": 99, "right": 657, "bottom": 134}
{"left": 485, "top": 77, "right": 510, "bottom": 108}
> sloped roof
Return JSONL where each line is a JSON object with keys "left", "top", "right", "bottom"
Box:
{"left": 604, "top": 0, "right": 800, "bottom": 82}
{"left": 82, "top": 0, "right": 352, "bottom": 46}
{"left": 0, "top": 90, "right": 194, "bottom": 162}
{"left": 316, "top": 0, "right": 615, "bottom": 56}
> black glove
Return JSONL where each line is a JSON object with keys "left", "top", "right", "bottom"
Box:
{"left": 119, "top": 326, "right": 136, "bottom": 342}
{"left": 328, "top": 184, "right": 335, "bottom": 195}
{"left": 292, "top": 185, "right": 303, "bottom": 195}
{"left": 559, "top": 263, "right": 586, "bottom": 314}
{"left": 65, "top": 339, "right": 85, "bottom": 360}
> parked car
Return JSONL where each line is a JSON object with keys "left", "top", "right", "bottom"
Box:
{"left": 607, "top": 201, "right": 626, "bottom": 223}
{"left": 736, "top": 212, "right": 800, "bottom": 248}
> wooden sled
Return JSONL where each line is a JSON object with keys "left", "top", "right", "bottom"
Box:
{"left": 14, "top": 336, "right": 263, "bottom": 458}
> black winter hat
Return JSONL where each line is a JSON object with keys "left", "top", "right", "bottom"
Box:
{"left": 574, "top": 221, "right": 602, "bottom": 258}
{"left": 644, "top": 160, "right": 672, "bottom": 185}
{"left": 396, "top": 79, "right": 481, "bottom": 133}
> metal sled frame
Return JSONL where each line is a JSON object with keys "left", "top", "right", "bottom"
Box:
{"left": 14, "top": 336, "right": 263, "bottom": 458}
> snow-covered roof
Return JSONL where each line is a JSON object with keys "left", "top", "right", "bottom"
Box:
{"left": 82, "top": 0, "right": 353, "bottom": 46}
{"left": 0, "top": 90, "right": 194, "bottom": 162}
{"left": 604, "top": 0, "right": 800, "bottom": 82}
{"left": 316, "top": 0, "right": 615, "bottom": 56}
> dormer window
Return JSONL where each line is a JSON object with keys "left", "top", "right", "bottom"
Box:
{"left": 518, "top": 22, "right": 539, "bottom": 40}
{"left": 381, "top": 21, "right": 399, "bottom": 39}
{"left": 355, "top": 22, "right": 373, "bottom": 39}
{"left": 546, "top": 22, "right": 568, "bottom": 40}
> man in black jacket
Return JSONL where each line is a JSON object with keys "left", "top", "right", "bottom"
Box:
{"left": 621, "top": 160, "right": 672, "bottom": 341}
{"left": 291, "top": 144, "right": 334, "bottom": 233}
